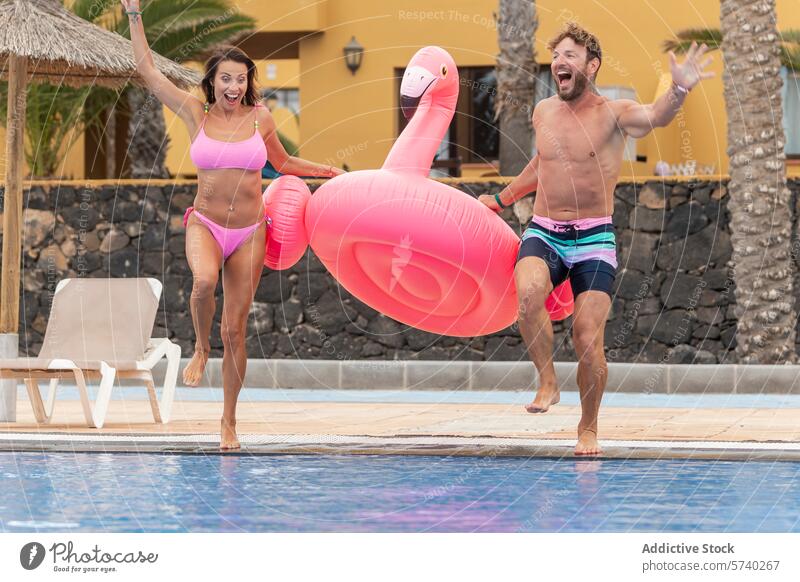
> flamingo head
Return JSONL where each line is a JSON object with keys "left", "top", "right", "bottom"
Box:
{"left": 400, "top": 46, "right": 458, "bottom": 120}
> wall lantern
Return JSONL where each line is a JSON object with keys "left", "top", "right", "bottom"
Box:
{"left": 343, "top": 36, "right": 364, "bottom": 75}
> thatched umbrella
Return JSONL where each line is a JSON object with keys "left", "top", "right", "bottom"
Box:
{"left": 0, "top": 0, "right": 201, "bottom": 420}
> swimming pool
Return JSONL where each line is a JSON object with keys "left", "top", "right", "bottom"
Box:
{"left": 2, "top": 453, "right": 798, "bottom": 532}
{"left": 19, "top": 385, "right": 800, "bottom": 408}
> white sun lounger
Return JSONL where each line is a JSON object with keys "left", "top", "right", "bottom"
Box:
{"left": 0, "top": 277, "right": 181, "bottom": 428}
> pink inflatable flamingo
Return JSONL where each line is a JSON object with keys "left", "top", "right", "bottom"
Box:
{"left": 264, "top": 46, "right": 573, "bottom": 336}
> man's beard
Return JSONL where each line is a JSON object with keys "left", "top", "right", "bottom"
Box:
{"left": 558, "top": 70, "right": 590, "bottom": 101}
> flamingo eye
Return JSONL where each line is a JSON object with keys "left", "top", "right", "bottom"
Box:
{"left": 440, "top": 64, "right": 448, "bottom": 78}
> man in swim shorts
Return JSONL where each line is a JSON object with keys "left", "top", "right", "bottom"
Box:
{"left": 480, "top": 22, "right": 713, "bottom": 455}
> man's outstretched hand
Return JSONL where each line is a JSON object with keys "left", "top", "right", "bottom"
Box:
{"left": 669, "top": 41, "right": 714, "bottom": 91}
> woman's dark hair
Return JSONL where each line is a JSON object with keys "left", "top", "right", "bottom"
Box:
{"left": 201, "top": 46, "right": 259, "bottom": 106}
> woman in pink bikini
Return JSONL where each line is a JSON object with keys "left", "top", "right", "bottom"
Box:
{"left": 123, "top": 0, "right": 342, "bottom": 449}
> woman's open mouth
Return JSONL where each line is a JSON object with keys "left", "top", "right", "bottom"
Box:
{"left": 223, "top": 92, "right": 240, "bottom": 105}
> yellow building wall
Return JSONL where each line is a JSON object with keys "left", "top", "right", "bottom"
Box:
{"left": 41, "top": 0, "right": 800, "bottom": 179}
{"left": 59, "top": 133, "right": 85, "bottom": 180}
{"left": 241, "top": 0, "right": 326, "bottom": 32}
{"left": 291, "top": 0, "right": 800, "bottom": 176}
{"left": 259, "top": 59, "right": 301, "bottom": 88}
{"left": 297, "top": 0, "right": 500, "bottom": 171}
{"left": 0, "top": 125, "right": 85, "bottom": 180}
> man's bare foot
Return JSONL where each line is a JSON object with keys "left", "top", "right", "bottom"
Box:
{"left": 182, "top": 349, "right": 209, "bottom": 387}
{"left": 575, "top": 428, "right": 602, "bottom": 456}
{"left": 524, "top": 383, "right": 560, "bottom": 413}
{"left": 220, "top": 418, "right": 240, "bottom": 450}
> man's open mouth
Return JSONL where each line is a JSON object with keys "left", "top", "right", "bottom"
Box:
{"left": 556, "top": 69, "right": 573, "bottom": 88}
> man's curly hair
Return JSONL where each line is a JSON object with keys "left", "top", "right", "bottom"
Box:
{"left": 547, "top": 22, "right": 602, "bottom": 79}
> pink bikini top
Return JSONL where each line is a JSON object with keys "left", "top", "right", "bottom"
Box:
{"left": 190, "top": 103, "right": 268, "bottom": 171}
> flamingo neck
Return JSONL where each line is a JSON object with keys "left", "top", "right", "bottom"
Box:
{"left": 382, "top": 89, "right": 457, "bottom": 176}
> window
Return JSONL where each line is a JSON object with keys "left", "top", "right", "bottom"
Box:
{"left": 395, "top": 67, "right": 490, "bottom": 177}
{"left": 432, "top": 66, "right": 500, "bottom": 170}
{"left": 396, "top": 66, "right": 553, "bottom": 176}
{"left": 458, "top": 67, "right": 556, "bottom": 163}
{"left": 596, "top": 86, "right": 638, "bottom": 161}
{"left": 262, "top": 88, "right": 299, "bottom": 115}
{"left": 781, "top": 67, "right": 800, "bottom": 157}
{"left": 468, "top": 68, "right": 500, "bottom": 163}
{"left": 534, "top": 68, "right": 556, "bottom": 103}
{"left": 529, "top": 68, "right": 554, "bottom": 158}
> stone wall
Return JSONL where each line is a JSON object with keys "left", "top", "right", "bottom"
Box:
{"left": 2, "top": 178, "right": 799, "bottom": 363}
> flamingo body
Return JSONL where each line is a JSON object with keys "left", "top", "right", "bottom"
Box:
{"left": 307, "top": 169, "right": 520, "bottom": 336}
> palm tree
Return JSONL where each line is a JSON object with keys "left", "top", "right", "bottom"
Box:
{"left": 0, "top": 0, "right": 253, "bottom": 178}
{"left": 669, "top": 3, "right": 797, "bottom": 363}
{"left": 495, "top": 0, "right": 537, "bottom": 181}
{"left": 0, "top": 80, "right": 101, "bottom": 178}
{"left": 664, "top": 27, "right": 800, "bottom": 71}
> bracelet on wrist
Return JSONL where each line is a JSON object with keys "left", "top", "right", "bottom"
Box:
{"left": 494, "top": 193, "right": 509, "bottom": 209}
{"left": 127, "top": 10, "right": 142, "bottom": 16}
{"left": 672, "top": 80, "right": 690, "bottom": 95}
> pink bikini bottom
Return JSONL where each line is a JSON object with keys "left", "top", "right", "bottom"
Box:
{"left": 183, "top": 207, "right": 269, "bottom": 261}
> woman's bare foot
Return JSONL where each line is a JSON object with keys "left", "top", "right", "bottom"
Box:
{"left": 182, "top": 348, "right": 209, "bottom": 387}
{"left": 524, "top": 383, "right": 560, "bottom": 413}
{"left": 575, "top": 427, "right": 602, "bottom": 456}
{"left": 220, "top": 418, "right": 240, "bottom": 450}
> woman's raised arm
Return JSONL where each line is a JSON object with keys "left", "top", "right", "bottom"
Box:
{"left": 121, "top": 0, "right": 202, "bottom": 126}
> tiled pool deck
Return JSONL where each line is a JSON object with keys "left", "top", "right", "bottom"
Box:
{"left": 1, "top": 360, "right": 799, "bottom": 460}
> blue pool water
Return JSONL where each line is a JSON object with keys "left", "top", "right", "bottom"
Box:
{"left": 1, "top": 453, "right": 799, "bottom": 533}
{"left": 18, "top": 386, "right": 800, "bottom": 408}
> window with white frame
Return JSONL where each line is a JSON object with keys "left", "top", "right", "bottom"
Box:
{"left": 781, "top": 67, "right": 800, "bottom": 157}
{"left": 597, "top": 85, "right": 638, "bottom": 161}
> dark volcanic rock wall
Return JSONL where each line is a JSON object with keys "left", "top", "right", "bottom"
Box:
{"left": 4, "top": 178, "right": 797, "bottom": 364}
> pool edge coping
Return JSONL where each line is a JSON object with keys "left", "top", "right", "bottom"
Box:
{"left": 142, "top": 359, "right": 800, "bottom": 395}
{"left": 2, "top": 433, "right": 799, "bottom": 462}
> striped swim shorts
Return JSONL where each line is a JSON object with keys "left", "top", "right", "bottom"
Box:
{"left": 517, "top": 214, "right": 617, "bottom": 298}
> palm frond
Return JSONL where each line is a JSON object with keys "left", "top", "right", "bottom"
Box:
{"left": 146, "top": 18, "right": 256, "bottom": 62}
{"left": 118, "top": 0, "right": 254, "bottom": 36}
{"left": 149, "top": 5, "right": 252, "bottom": 34}
{"left": 780, "top": 29, "right": 800, "bottom": 45}
{"left": 782, "top": 46, "right": 800, "bottom": 72}
{"left": 662, "top": 28, "right": 722, "bottom": 54}
{"left": 113, "top": 0, "right": 256, "bottom": 62}
{"left": 82, "top": 86, "right": 125, "bottom": 133}
{"left": 278, "top": 131, "right": 299, "bottom": 157}
{"left": 0, "top": 81, "right": 97, "bottom": 176}
{"left": 70, "top": 0, "right": 117, "bottom": 22}
{"left": 664, "top": 26, "right": 800, "bottom": 72}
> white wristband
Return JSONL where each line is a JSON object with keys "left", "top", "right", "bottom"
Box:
{"left": 672, "top": 81, "right": 689, "bottom": 95}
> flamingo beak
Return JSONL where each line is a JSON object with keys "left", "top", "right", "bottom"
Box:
{"left": 400, "top": 95, "right": 423, "bottom": 120}
{"left": 400, "top": 65, "right": 437, "bottom": 120}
